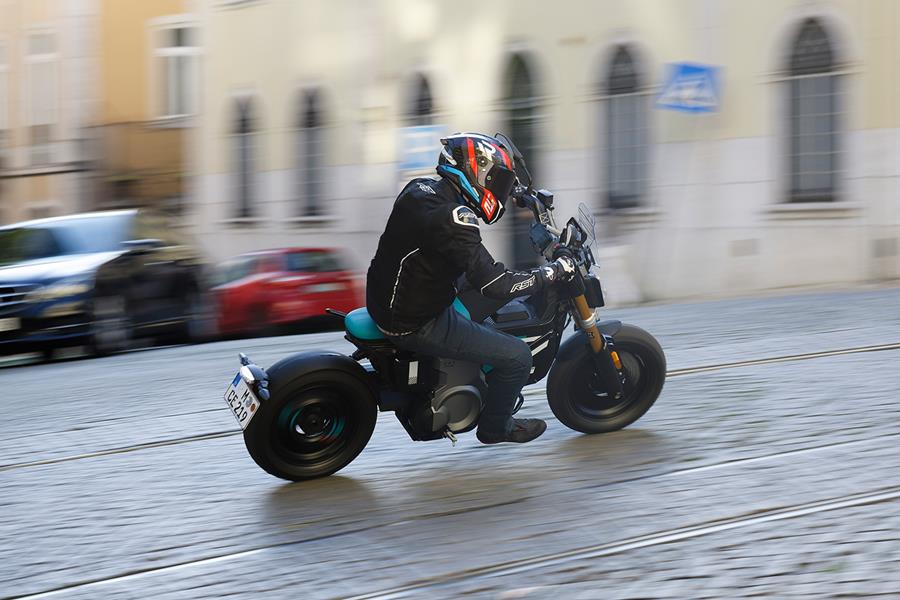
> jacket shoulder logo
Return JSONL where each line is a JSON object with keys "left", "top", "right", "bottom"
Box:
{"left": 452, "top": 206, "right": 479, "bottom": 228}
{"left": 417, "top": 183, "right": 436, "bottom": 195}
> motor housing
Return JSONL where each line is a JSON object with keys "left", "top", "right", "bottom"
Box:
{"left": 410, "top": 358, "right": 485, "bottom": 435}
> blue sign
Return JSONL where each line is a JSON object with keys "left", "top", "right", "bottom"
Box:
{"left": 657, "top": 63, "right": 720, "bottom": 113}
{"left": 398, "top": 125, "right": 446, "bottom": 170}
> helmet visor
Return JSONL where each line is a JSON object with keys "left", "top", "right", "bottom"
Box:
{"left": 485, "top": 165, "right": 516, "bottom": 205}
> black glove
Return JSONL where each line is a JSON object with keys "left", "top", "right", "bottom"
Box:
{"left": 540, "top": 255, "right": 577, "bottom": 283}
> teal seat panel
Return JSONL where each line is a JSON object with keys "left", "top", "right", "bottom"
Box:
{"left": 347, "top": 300, "right": 468, "bottom": 341}
{"left": 345, "top": 308, "right": 386, "bottom": 340}
{"left": 452, "top": 297, "right": 471, "bottom": 320}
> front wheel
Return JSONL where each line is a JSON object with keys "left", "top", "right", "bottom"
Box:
{"left": 242, "top": 366, "right": 377, "bottom": 481}
{"left": 547, "top": 324, "right": 666, "bottom": 434}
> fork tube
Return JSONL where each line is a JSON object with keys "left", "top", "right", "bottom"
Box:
{"left": 573, "top": 294, "right": 625, "bottom": 397}
{"left": 573, "top": 295, "right": 603, "bottom": 352}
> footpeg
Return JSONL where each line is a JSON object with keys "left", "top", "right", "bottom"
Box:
{"left": 443, "top": 429, "right": 458, "bottom": 446}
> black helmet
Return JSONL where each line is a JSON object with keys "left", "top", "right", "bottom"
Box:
{"left": 436, "top": 133, "right": 518, "bottom": 225}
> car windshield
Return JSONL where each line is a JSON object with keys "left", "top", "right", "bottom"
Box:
{"left": 0, "top": 213, "right": 133, "bottom": 267}
{"left": 0, "top": 228, "right": 65, "bottom": 266}
{"left": 285, "top": 251, "right": 343, "bottom": 273}
{"left": 212, "top": 257, "right": 257, "bottom": 287}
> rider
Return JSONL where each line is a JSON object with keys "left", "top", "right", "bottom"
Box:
{"left": 366, "top": 133, "right": 576, "bottom": 444}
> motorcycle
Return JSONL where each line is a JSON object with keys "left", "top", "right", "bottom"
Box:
{"left": 223, "top": 134, "right": 666, "bottom": 481}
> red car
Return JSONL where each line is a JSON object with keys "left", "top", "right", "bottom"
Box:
{"left": 213, "top": 248, "right": 363, "bottom": 336}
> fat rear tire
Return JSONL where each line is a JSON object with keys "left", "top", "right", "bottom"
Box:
{"left": 547, "top": 324, "right": 665, "bottom": 434}
{"left": 243, "top": 365, "right": 377, "bottom": 481}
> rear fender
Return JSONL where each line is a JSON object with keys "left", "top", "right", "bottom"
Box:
{"left": 265, "top": 351, "right": 377, "bottom": 402}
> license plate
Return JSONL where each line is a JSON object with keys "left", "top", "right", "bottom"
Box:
{"left": 224, "top": 372, "right": 261, "bottom": 430}
{"left": 0, "top": 318, "right": 20, "bottom": 332}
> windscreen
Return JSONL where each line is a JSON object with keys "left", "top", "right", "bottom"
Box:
{"left": 577, "top": 202, "right": 597, "bottom": 246}
{"left": 212, "top": 257, "right": 257, "bottom": 287}
{"left": 0, "top": 227, "right": 64, "bottom": 266}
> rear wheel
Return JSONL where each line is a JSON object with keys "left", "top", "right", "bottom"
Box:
{"left": 548, "top": 324, "right": 665, "bottom": 434}
{"left": 243, "top": 368, "right": 377, "bottom": 481}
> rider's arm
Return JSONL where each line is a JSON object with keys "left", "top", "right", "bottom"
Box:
{"left": 439, "top": 205, "right": 545, "bottom": 300}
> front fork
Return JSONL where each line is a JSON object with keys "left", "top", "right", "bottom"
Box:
{"left": 571, "top": 295, "right": 626, "bottom": 399}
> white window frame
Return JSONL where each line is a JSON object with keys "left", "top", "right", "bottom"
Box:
{"left": 149, "top": 15, "right": 200, "bottom": 121}
{"left": 25, "top": 28, "right": 59, "bottom": 166}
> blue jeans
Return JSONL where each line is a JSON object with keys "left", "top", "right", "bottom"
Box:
{"left": 388, "top": 306, "right": 533, "bottom": 435}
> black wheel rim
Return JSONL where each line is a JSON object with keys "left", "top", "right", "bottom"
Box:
{"left": 272, "top": 388, "right": 355, "bottom": 466}
{"left": 571, "top": 347, "right": 649, "bottom": 420}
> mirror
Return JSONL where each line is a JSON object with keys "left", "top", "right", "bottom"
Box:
{"left": 495, "top": 132, "right": 533, "bottom": 189}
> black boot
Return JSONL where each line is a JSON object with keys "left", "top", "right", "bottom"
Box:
{"left": 476, "top": 418, "right": 547, "bottom": 444}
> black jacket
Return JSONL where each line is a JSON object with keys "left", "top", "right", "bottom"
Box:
{"left": 366, "top": 177, "right": 544, "bottom": 335}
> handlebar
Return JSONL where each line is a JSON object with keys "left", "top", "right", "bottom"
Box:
{"left": 512, "top": 186, "right": 557, "bottom": 231}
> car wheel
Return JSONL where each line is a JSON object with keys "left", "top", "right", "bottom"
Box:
{"left": 90, "top": 293, "right": 133, "bottom": 357}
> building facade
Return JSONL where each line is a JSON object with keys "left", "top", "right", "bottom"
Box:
{"left": 0, "top": 0, "right": 98, "bottom": 224}
{"left": 192, "top": 0, "right": 900, "bottom": 302}
{"left": 90, "top": 0, "right": 197, "bottom": 214}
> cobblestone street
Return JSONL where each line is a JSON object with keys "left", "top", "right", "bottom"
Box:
{"left": 2, "top": 287, "right": 900, "bottom": 599}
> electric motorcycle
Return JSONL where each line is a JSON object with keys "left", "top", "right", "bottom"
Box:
{"left": 223, "top": 134, "right": 666, "bottom": 481}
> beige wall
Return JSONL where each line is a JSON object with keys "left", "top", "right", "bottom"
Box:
{"left": 98, "top": 0, "right": 187, "bottom": 124}
{"left": 194, "top": 0, "right": 900, "bottom": 298}
{"left": 0, "top": 0, "right": 98, "bottom": 224}
{"left": 198, "top": 0, "right": 900, "bottom": 172}
{"left": 93, "top": 0, "right": 190, "bottom": 210}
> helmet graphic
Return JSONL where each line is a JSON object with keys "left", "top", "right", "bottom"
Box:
{"left": 436, "top": 133, "right": 518, "bottom": 225}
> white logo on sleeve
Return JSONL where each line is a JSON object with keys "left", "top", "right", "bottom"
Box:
{"left": 452, "top": 205, "right": 480, "bottom": 228}
{"left": 510, "top": 275, "right": 536, "bottom": 292}
{"left": 417, "top": 183, "right": 436, "bottom": 194}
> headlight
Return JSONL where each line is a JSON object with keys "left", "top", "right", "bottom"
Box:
{"left": 27, "top": 277, "right": 93, "bottom": 302}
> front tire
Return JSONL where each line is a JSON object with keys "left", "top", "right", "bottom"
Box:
{"left": 243, "top": 365, "right": 377, "bottom": 481}
{"left": 548, "top": 324, "right": 666, "bottom": 434}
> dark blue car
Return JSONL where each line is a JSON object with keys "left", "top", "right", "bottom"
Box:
{"left": 0, "top": 210, "right": 214, "bottom": 358}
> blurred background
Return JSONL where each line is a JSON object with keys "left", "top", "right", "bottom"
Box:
{"left": 2, "top": 1, "right": 897, "bottom": 325}
{"left": 3, "top": 2, "right": 900, "bottom": 598}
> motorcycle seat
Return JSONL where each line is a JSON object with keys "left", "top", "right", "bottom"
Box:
{"left": 345, "top": 308, "right": 386, "bottom": 341}
{"left": 345, "top": 300, "right": 471, "bottom": 342}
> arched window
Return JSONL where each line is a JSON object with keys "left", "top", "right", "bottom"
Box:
{"left": 605, "top": 46, "right": 647, "bottom": 209}
{"left": 233, "top": 98, "right": 255, "bottom": 219}
{"left": 788, "top": 18, "right": 839, "bottom": 202}
{"left": 297, "top": 89, "right": 325, "bottom": 217}
{"left": 502, "top": 53, "right": 540, "bottom": 269}
{"left": 407, "top": 73, "right": 433, "bottom": 126}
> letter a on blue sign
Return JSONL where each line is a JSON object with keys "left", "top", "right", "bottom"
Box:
{"left": 657, "top": 63, "right": 720, "bottom": 113}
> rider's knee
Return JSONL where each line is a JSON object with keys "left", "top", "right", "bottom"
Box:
{"left": 507, "top": 338, "right": 533, "bottom": 374}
